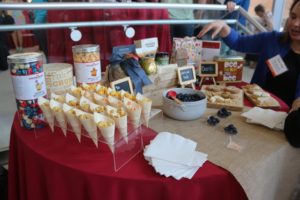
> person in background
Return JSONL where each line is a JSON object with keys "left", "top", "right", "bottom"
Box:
{"left": 31, "top": 0, "right": 48, "bottom": 58}
{"left": 254, "top": 4, "right": 273, "bottom": 31}
{"left": 198, "top": 0, "right": 300, "bottom": 111}
{"left": 0, "top": 10, "right": 14, "bottom": 71}
{"left": 244, "top": 4, "right": 273, "bottom": 68}
{"left": 7, "top": 0, "right": 25, "bottom": 53}
{"left": 166, "top": 0, "right": 195, "bottom": 39}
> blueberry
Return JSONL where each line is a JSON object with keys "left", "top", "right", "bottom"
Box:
{"left": 217, "top": 107, "right": 232, "bottom": 118}
{"left": 171, "top": 93, "right": 204, "bottom": 102}
{"left": 224, "top": 124, "right": 238, "bottom": 135}
{"left": 207, "top": 116, "right": 220, "bottom": 126}
{"left": 176, "top": 93, "right": 183, "bottom": 99}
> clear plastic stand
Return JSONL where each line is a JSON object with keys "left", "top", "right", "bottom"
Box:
{"left": 226, "top": 135, "right": 243, "bottom": 152}
{"left": 200, "top": 110, "right": 246, "bottom": 152}
{"left": 32, "top": 108, "right": 162, "bottom": 171}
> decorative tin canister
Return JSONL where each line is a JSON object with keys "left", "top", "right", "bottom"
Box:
{"left": 155, "top": 52, "right": 169, "bottom": 66}
{"left": 72, "top": 44, "right": 101, "bottom": 86}
{"left": 44, "top": 63, "right": 73, "bottom": 96}
{"left": 8, "top": 52, "right": 47, "bottom": 129}
{"left": 215, "top": 56, "right": 244, "bottom": 83}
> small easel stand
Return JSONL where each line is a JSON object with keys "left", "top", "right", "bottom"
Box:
{"left": 198, "top": 62, "right": 218, "bottom": 87}
{"left": 181, "top": 82, "right": 195, "bottom": 89}
{"left": 199, "top": 76, "right": 216, "bottom": 87}
{"left": 177, "top": 65, "right": 197, "bottom": 90}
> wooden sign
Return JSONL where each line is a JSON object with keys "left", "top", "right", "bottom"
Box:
{"left": 110, "top": 77, "right": 134, "bottom": 95}
{"left": 177, "top": 66, "right": 196, "bottom": 88}
{"left": 199, "top": 62, "right": 218, "bottom": 77}
{"left": 198, "top": 62, "right": 218, "bottom": 86}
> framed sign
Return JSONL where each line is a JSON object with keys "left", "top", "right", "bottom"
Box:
{"left": 110, "top": 77, "right": 134, "bottom": 95}
{"left": 199, "top": 62, "right": 218, "bottom": 77}
{"left": 177, "top": 65, "right": 196, "bottom": 86}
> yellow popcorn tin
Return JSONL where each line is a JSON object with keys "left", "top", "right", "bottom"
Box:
{"left": 72, "top": 44, "right": 101, "bottom": 86}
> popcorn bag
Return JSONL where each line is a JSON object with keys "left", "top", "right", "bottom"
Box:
{"left": 8, "top": 52, "right": 47, "bottom": 129}
{"left": 72, "top": 44, "right": 101, "bottom": 86}
{"left": 170, "top": 37, "right": 202, "bottom": 67}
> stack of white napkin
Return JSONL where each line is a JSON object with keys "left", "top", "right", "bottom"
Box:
{"left": 144, "top": 132, "right": 207, "bottom": 180}
{"left": 241, "top": 107, "right": 288, "bottom": 130}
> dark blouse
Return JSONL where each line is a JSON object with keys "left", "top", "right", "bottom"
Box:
{"left": 265, "top": 50, "right": 300, "bottom": 106}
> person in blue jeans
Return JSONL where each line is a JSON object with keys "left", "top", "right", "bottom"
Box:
{"left": 167, "top": 0, "right": 195, "bottom": 39}
{"left": 198, "top": 0, "right": 300, "bottom": 111}
{"left": 32, "top": 0, "right": 48, "bottom": 57}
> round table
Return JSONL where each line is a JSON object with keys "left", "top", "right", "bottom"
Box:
{"left": 8, "top": 114, "right": 247, "bottom": 200}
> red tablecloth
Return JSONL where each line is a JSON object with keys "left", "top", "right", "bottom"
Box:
{"left": 9, "top": 114, "right": 247, "bottom": 200}
{"left": 47, "top": 9, "right": 172, "bottom": 71}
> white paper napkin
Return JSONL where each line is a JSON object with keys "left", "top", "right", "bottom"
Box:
{"left": 144, "top": 132, "right": 207, "bottom": 180}
{"left": 144, "top": 132, "right": 197, "bottom": 166}
{"left": 241, "top": 107, "right": 287, "bottom": 130}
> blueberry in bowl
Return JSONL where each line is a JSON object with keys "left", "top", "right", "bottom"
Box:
{"left": 162, "top": 88, "right": 207, "bottom": 121}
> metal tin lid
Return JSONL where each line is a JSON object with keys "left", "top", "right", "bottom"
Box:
{"left": 215, "top": 56, "right": 244, "bottom": 61}
{"left": 72, "top": 44, "right": 99, "bottom": 53}
{"left": 156, "top": 52, "right": 169, "bottom": 57}
{"left": 7, "top": 52, "right": 42, "bottom": 63}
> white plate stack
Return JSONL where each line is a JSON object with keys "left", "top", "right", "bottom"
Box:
{"left": 144, "top": 132, "right": 207, "bottom": 180}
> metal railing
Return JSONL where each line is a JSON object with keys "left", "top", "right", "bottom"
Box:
{"left": 0, "top": 2, "right": 266, "bottom": 33}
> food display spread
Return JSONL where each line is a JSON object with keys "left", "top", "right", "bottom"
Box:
{"left": 242, "top": 84, "right": 280, "bottom": 109}
{"left": 201, "top": 85, "right": 244, "bottom": 111}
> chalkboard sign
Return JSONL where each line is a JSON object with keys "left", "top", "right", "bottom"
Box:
{"left": 199, "top": 62, "right": 218, "bottom": 77}
{"left": 110, "top": 77, "right": 134, "bottom": 95}
{"left": 177, "top": 65, "right": 196, "bottom": 86}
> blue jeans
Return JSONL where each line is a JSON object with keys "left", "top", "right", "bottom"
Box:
{"left": 170, "top": 24, "right": 194, "bottom": 39}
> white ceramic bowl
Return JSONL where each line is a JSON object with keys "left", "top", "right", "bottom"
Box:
{"left": 162, "top": 88, "right": 207, "bottom": 121}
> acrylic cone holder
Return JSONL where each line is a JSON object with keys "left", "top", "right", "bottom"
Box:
{"left": 28, "top": 108, "right": 162, "bottom": 171}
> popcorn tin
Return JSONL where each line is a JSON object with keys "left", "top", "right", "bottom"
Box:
{"left": 8, "top": 52, "right": 47, "bottom": 129}
{"left": 72, "top": 44, "right": 101, "bottom": 86}
{"left": 215, "top": 56, "right": 244, "bottom": 83}
{"left": 44, "top": 63, "right": 73, "bottom": 96}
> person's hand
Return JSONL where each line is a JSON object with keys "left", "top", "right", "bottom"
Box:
{"left": 290, "top": 97, "right": 300, "bottom": 112}
{"left": 226, "top": 1, "right": 236, "bottom": 12}
{"left": 197, "top": 20, "right": 231, "bottom": 39}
